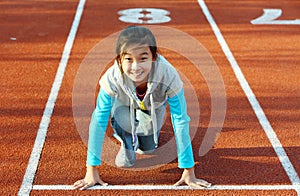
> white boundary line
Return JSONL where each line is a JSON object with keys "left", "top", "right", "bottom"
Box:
{"left": 197, "top": 0, "right": 300, "bottom": 195}
{"left": 32, "top": 184, "right": 298, "bottom": 191}
{"left": 18, "top": 0, "right": 86, "bottom": 195}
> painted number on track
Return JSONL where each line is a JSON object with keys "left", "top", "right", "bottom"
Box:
{"left": 251, "top": 8, "right": 300, "bottom": 25}
{"left": 118, "top": 8, "right": 171, "bottom": 24}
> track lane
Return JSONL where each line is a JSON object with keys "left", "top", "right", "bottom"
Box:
{"left": 5, "top": 0, "right": 298, "bottom": 195}
{"left": 204, "top": 0, "right": 300, "bottom": 195}
{"left": 0, "top": 1, "right": 79, "bottom": 195}
{"left": 204, "top": 0, "right": 300, "bottom": 177}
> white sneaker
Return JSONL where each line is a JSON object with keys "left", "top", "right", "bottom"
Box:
{"left": 135, "top": 148, "right": 155, "bottom": 155}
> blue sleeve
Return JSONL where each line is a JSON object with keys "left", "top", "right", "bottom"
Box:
{"left": 167, "top": 88, "right": 195, "bottom": 169}
{"left": 86, "top": 88, "right": 114, "bottom": 166}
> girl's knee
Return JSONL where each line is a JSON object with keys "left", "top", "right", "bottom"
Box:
{"left": 112, "top": 106, "right": 132, "bottom": 133}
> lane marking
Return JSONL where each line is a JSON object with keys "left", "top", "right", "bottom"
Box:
{"left": 118, "top": 8, "right": 171, "bottom": 24}
{"left": 251, "top": 9, "right": 300, "bottom": 25}
{"left": 197, "top": 0, "right": 300, "bottom": 195}
{"left": 32, "top": 184, "right": 298, "bottom": 191}
{"left": 17, "top": 0, "right": 86, "bottom": 195}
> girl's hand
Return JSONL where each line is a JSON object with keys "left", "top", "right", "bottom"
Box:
{"left": 73, "top": 166, "right": 108, "bottom": 190}
{"left": 174, "top": 167, "right": 211, "bottom": 189}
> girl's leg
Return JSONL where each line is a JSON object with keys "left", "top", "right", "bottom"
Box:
{"left": 111, "top": 106, "right": 136, "bottom": 167}
{"left": 137, "top": 129, "right": 160, "bottom": 154}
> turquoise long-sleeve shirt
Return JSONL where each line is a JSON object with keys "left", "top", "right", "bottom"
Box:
{"left": 87, "top": 88, "right": 195, "bottom": 169}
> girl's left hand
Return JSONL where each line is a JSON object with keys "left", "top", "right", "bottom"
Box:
{"left": 174, "top": 167, "right": 211, "bottom": 189}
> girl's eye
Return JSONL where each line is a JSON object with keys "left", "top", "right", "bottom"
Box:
{"left": 141, "top": 57, "right": 148, "bottom": 61}
{"left": 124, "top": 57, "right": 132, "bottom": 61}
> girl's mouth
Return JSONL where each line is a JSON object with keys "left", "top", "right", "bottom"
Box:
{"left": 131, "top": 71, "right": 144, "bottom": 77}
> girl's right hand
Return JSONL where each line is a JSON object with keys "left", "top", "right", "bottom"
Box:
{"left": 73, "top": 166, "right": 108, "bottom": 190}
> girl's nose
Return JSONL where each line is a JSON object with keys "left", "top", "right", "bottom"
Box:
{"left": 131, "top": 61, "right": 139, "bottom": 69}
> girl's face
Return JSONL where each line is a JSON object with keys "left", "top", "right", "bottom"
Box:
{"left": 121, "top": 44, "right": 153, "bottom": 86}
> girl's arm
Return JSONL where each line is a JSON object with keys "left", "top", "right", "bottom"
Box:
{"left": 73, "top": 88, "right": 114, "bottom": 190}
{"left": 167, "top": 88, "right": 211, "bottom": 189}
{"left": 167, "top": 88, "right": 194, "bottom": 168}
{"left": 87, "top": 88, "right": 114, "bottom": 166}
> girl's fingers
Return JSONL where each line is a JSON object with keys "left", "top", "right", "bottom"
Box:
{"left": 188, "top": 182, "right": 205, "bottom": 189}
{"left": 80, "top": 182, "right": 94, "bottom": 190}
{"left": 73, "top": 179, "right": 93, "bottom": 190}
{"left": 196, "top": 179, "right": 212, "bottom": 188}
{"left": 174, "top": 178, "right": 211, "bottom": 189}
{"left": 73, "top": 179, "right": 83, "bottom": 186}
{"left": 98, "top": 179, "right": 109, "bottom": 186}
{"left": 100, "top": 182, "right": 109, "bottom": 186}
{"left": 73, "top": 180, "right": 85, "bottom": 189}
{"left": 73, "top": 179, "right": 108, "bottom": 190}
{"left": 173, "top": 178, "right": 184, "bottom": 186}
{"left": 79, "top": 184, "right": 89, "bottom": 190}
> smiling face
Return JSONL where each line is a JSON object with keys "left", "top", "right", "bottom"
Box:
{"left": 120, "top": 44, "right": 153, "bottom": 86}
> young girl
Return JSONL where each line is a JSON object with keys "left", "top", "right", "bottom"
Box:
{"left": 73, "top": 26, "right": 211, "bottom": 190}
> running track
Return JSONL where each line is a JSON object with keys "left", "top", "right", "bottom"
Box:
{"left": 0, "top": 0, "right": 299, "bottom": 195}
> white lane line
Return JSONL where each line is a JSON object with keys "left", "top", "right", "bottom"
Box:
{"left": 197, "top": 0, "right": 300, "bottom": 195}
{"left": 18, "top": 0, "right": 86, "bottom": 196}
{"left": 32, "top": 184, "right": 298, "bottom": 191}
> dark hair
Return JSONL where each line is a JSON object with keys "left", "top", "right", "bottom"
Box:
{"left": 115, "top": 26, "right": 158, "bottom": 66}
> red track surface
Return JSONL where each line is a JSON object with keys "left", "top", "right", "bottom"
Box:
{"left": 1, "top": 0, "right": 299, "bottom": 195}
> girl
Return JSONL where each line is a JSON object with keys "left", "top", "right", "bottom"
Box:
{"left": 73, "top": 26, "right": 211, "bottom": 190}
